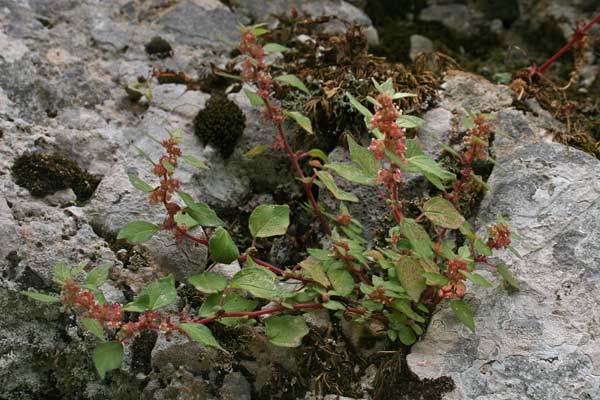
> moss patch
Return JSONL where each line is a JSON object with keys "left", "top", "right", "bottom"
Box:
{"left": 12, "top": 153, "right": 100, "bottom": 201}
{"left": 193, "top": 95, "right": 246, "bottom": 158}
{"left": 144, "top": 36, "right": 173, "bottom": 58}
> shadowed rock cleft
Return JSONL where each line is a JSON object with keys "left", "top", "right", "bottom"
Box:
{"left": 144, "top": 36, "right": 173, "bottom": 58}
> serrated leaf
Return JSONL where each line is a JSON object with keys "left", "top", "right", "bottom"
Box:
{"left": 248, "top": 204, "right": 290, "bottom": 238}
{"left": 327, "top": 269, "right": 354, "bottom": 297}
{"left": 395, "top": 257, "right": 426, "bottom": 302}
{"left": 189, "top": 272, "right": 227, "bottom": 294}
{"left": 93, "top": 341, "right": 123, "bottom": 379}
{"left": 209, "top": 228, "right": 239, "bottom": 264}
{"left": 497, "top": 264, "right": 520, "bottom": 289}
{"left": 451, "top": 300, "right": 475, "bottom": 332}
{"left": 316, "top": 171, "right": 359, "bottom": 202}
{"left": 117, "top": 221, "right": 160, "bottom": 243}
{"left": 83, "top": 318, "right": 106, "bottom": 341}
{"left": 86, "top": 264, "right": 111, "bottom": 288}
{"left": 243, "top": 88, "right": 264, "bottom": 107}
{"left": 230, "top": 267, "right": 282, "bottom": 300}
{"left": 128, "top": 174, "right": 153, "bottom": 192}
{"left": 423, "top": 197, "right": 465, "bottom": 229}
{"left": 299, "top": 259, "right": 330, "bottom": 287}
{"left": 283, "top": 110, "right": 313, "bottom": 134}
{"left": 265, "top": 315, "right": 309, "bottom": 347}
{"left": 263, "top": 43, "right": 290, "bottom": 53}
{"left": 21, "top": 291, "right": 61, "bottom": 303}
{"left": 180, "top": 323, "right": 225, "bottom": 351}
{"left": 399, "top": 218, "right": 433, "bottom": 259}
{"left": 182, "top": 155, "right": 208, "bottom": 170}
{"left": 275, "top": 74, "right": 310, "bottom": 94}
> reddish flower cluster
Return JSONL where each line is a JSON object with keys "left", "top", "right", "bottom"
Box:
{"left": 487, "top": 223, "right": 511, "bottom": 249}
{"left": 463, "top": 115, "right": 491, "bottom": 162}
{"left": 149, "top": 137, "right": 182, "bottom": 206}
{"left": 62, "top": 280, "right": 124, "bottom": 329}
{"left": 438, "top": 258, "right": 471, "bottom": 300}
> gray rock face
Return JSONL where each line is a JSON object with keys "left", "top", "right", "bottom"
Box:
{"left": 407, "top": 108, "right": 600, "bottom": 399}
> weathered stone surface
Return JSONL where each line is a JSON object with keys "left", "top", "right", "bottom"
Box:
{"left": 440, "top": 70, "right": 514, "bottom": 114}
{"left": 407, "top": 112, "right": 600, "bottom": 399}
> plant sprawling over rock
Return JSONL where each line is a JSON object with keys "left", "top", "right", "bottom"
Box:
{"left": 23, "top": 23, "right": 519, "bottom": 381}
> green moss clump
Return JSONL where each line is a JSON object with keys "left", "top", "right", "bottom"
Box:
{"left": 144, "top": 36, "right": 173, "bottom": 58}
{"left": 193, "top": 95, "right": 246, "bottom": 158}
{"left": 12, "top": 153, "right": 100, "bottom": 201}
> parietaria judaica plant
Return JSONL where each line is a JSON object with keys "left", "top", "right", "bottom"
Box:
{"left": 22, "top": 23, "right": 520, "bottom": 380}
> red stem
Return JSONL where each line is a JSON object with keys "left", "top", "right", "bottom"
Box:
{"left": 534, "top": 13, "right": 600, "bottom": 76}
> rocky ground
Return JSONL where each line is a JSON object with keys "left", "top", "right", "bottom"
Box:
{"left": 0, "top": 1, "right": 599, "bottom": 399}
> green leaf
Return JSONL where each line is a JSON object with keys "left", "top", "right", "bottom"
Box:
{"left": 178, "top": 191, "right": 224, "bottom": 227}
{"left": 316, "top": 171, "right": 359, "bottom": 202}
{"left": 327, "top": 269, "right": 354, "bottom": 297}
{"left": 248, "top": 204, "right": 290, "bottom": 238}
{"left": 346, "top": 92, "right": 373, "bottom": 119}
{"left": 128, "top": 174, "right": 154, "bottom": 192}
{"left": 199, "top": 292, "right": 257, "bottom": 326}
{"left": 174, "top": 211, "right": 199, "bottom": 229}
{"left": 299, "top": 259, "right": 330, "bottom": 287}
{"left": 421, "top": 272, "right": 449, "bottom": 286}
{"left": 21, "top": 291, "right": 61, "bottom": 303}
{"left": 460, "top": 271, "right": 493, "bottom": 288}
{"left": 396, "top": 324, "right": 417, "bottom": 345}
{"left": 326, "top": 162, "right": 375, "bottom": 186}
{"left": 250, "top": 26, "right": 269, "bottom": 36}
{"left": 53, "top": 261, "right": 71, "bottom": 284}
{"left": 86, "top": 264, "right": 111, "bottom": 288}
{"left": 396, "top": 115, "right": 425, "bottom": 128}
{"left": 263, "top": 43, "right": 290, "bottom": 53}
{"left": 399, "top": 218, "right": 433, "bottom": 259}
{"left": 451, "top": 300, "right": 475, "bottom": 332}
{"left": 497, "top": 265, "right": 520, "bottom": 289}
{"left": 93, "top": 341, "right": 123, "bottom": 379}
{"left": 265, "top": 315, "right": 309, "bottom": 347}
{"left": 323, "top": 300, "right": 346, "bottom": 310}
{"left": 395, "top": 257, "right": 426, "bottom": 303}
{"left": 275, "top": 74, "right": 310, "bottom": 95}
{"left": 243, "top": 88, "right": 264, "bottom": 107}
{"left": 83, "top": 318, "right": 106, "bottom": 341}
{"left": 423, "top": 197, "right": 465, "bottom": 229}
{"left": 189, "top": 272, "right": 227, "bottom": 294}
{"left": 245, "top": 144, "right": 269, "bottom": 157}
{"left": 405, "top": 155, "right": 455, "bottom": 181}
{"left": 348, "top": 136, "right": 380, "bottom": 177}
{"left": 392, "top": 92, "right": 417, "bottom": 99}
{"left": 209, "top": 227, "right": 239, "bottom": 264}
{"left": 123, "top": 275, "right": 178, "bottom": 312}
{"left": 283, "top": 110, "right": 313, "bottom": 134}
{"left": 392, "top": 299, "right": 426, "bottom": 323}
{"left": 179, "top": 323, "right": 225, "bottom": 351}
{"left": 161, "top": 158, "right": 174, "bottom": 172}
{"left": 117, "top": 221, "right": 160, "bottom": 243}
{"left": 307, "top": 149, "right": 329, "bottom": 164}
{"left": 474, "top": 239, "right": 492, "bottom": 256}
{"left": 215, "top": 71, "right": 243, "bottom": 81}
{"left": 182, "top": 155, "right": 208, "bottom": 170}
{"left": 230, "top": 267, "right": 282, "bottom": 300}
